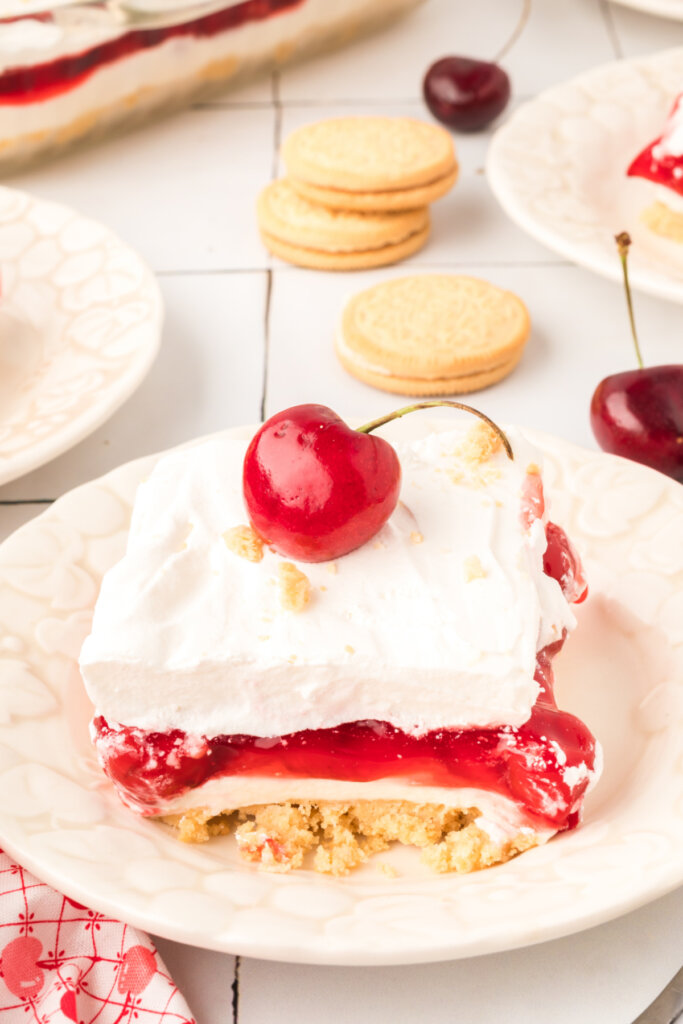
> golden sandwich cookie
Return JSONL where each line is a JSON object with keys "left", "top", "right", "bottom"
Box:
{"left": 282, "top": 116, "right": 458, "bottom": 211}
{"left": 257, "top": 179, "right": 430, "bottom": 270}
{"left": 336, "top": 274, "right": 530, "bottom": 395}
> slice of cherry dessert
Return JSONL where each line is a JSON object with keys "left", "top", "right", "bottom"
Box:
{"left": 81, "top": 405, "right": 600, "bottom": 875}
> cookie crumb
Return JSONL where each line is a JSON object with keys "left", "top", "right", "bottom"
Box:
{"left": 526, "top": 462, "right": 541, "bottom": 476}
{"left": 223, "top": 524, "right": 264, "bottom": 563}
{"left": 410, "top": 530, "right": 424, "bottom": 545}
{"left": 278, "top": 562, "right": 311, "bottom": 612}
{"left": 378, "top": 862, "right": 400, "bottom": 878}
{"left": 463, "top": 555, "right": 486, "bottom": 582}
{"left": 327, "top": 562, "right": 338, "bottom": 575}
{"left": 345, "top": 644, "right": 355, "bottom": 654}
{"left": 460, "top": 421, "right": 502, "bottom": 465}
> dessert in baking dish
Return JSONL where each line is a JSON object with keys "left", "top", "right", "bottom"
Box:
{"left": 79, "top": 412, "right": 600, "bottom": 875}
{"left": 0, "top": 0, "right": 422, "bottom": 168}
{"left": 627, "top": 92, "right": 683, "bottom": 243}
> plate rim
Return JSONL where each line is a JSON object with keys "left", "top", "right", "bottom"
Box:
{"left": 0, "top": 424, "right": 682, "bottom": 965}
{"left": 486, "top": 47, "right": 683, "bottom": 305}
{"left": 0, "top": 184, "right": 163, "bottom": 487}
{"left": 608, "top": 0, "right": 683, "bottom": 19}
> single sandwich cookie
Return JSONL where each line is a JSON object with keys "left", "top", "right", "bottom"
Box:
{"left": 282, "top": 116, "right": 457, "bottom": 194}
{"left": 257, "top": 179, "right": 430, "bottom": 269}
{"left": 336, "top": 274, "right": 530, "bottom": 394}
{"left": 290, "top": 163, "right": 459, "bottom": 212}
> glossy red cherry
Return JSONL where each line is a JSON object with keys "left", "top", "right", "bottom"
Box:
{"left": 243, "top": 401, "right": 513, "bottom": 563}
{"left": 590, "top": 234, "right": 683, "bottom": 483}
{"left": 243, "top": 404, "right": 402, "bottom": 562}
{"left": 423, "top": 56, "right": 510, "bottom": 132}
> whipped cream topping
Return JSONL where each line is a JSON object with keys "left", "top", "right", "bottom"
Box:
{"left": 79, "top": 425, "right": 576, "bottom": 739}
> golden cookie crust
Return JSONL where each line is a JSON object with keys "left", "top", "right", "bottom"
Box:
{"left": 257, "top": 178, "right": 429, "bottom": 252}
{"left": 335, "top": 343, "right": 523, "bottom": 396}
{"left": 282, "top": 116, "right": 457, "bottom": 192}
{"left": 290, "top": 163, "right": 459, "bottom": 212}
{"left": 163, "top": 799, "right": 542, "bottom": 875}
{"left": 260, "top": 222, "right": 430, "bottom": 270}
{"left": 641, "top": 200, "right": 683, "bottom": 243}
{"left": 340, "top": 274, "right": 530, "bottom": 377}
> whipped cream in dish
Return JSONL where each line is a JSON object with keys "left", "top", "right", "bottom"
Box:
{"left": 80, "top": 425, "right": 576, "bottom": 739}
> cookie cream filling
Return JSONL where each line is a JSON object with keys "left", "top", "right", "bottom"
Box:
{"left": 80, "top": 425, "right": 576, "bottom": 739}
{"left": 334, "top": 327, "right": 513, "bottom": 380}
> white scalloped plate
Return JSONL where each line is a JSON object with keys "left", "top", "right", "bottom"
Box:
{"left": 0, "top": 185, "right": 162, "bottom": 486}
{"left": 487, "top": 48, "right": 683, "bottom": 304}
{"left": 609, "top": 0, "right": 683, "bottom": 18}
{"left": 0, "top": 420, "right": 682, "bottom": 966}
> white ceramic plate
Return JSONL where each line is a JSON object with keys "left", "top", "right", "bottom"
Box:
{"left": 609, "top": 0, "right": 683, "bottom": 18}
{"left": 487, "top": 48, "right": 683, "bottom": 304}
{"left": 0, "top": 420, "right": 681, "bottom": 966}
{"left": 0, "top": 186, "right": 162, "bottom": 486}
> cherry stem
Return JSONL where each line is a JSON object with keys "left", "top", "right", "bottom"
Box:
{"left": 356, "top": 401, "right": 514, "bottom": 460}
{"left": 615, "top": 231, "right": 644, "bottom": 370}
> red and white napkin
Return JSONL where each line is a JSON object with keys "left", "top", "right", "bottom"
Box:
{"left": 0, "top": 848, "right": 195, "bottom": 1023}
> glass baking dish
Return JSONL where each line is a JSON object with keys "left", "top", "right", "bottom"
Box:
{"left": 0, "top": 0, "right": 424, "bottom": 168}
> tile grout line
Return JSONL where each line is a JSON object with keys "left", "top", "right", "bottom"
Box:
{"left": 156, "top": 259, "right": 571, "bottom": 276}
{"left": 597, "top": 0, "right": 624, "bottom": 59}
{"left": 0, "top": 499, "right": 54, "bottom": 506}
{"left": 195, "top": 95, "right": 539, "bottom": 110}
{"left": 231, "top": 955, "right": 241, "bottom": 1024}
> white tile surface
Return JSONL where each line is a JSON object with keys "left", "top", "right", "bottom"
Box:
{"left": 278, "top": 0, "right": 616, "bottom": 101}
{"left": 239, "top": 887, "right": 683, "bottom": 1024}
{"left": 6, "top": 107, "right": 275, "bottom": 274}
{"left": 153, "top": 938, "right": 236, "bottom": 1022}
{"left": 2, "top": 0, "right": 683, "bottom": 1021}
{"left": 265, "top": 260, "right": 683, "bottom": 452}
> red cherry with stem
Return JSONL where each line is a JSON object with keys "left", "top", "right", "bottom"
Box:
{"left": 590, "top": 233, "right": 683, "bottom": 483}
{"left": 243, "top": 401, "right": 513, "bottom": 563}
{"left": 423, "top": 56, "right": 510, "bottom": 132}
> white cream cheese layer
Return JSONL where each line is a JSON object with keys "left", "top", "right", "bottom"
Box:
{"left": 79, "top": 425, "right": 576, "bottom": 738}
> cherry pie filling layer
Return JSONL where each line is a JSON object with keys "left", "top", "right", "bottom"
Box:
{"left": 627, "top": 141, "right": 683, "bottom": 198}
{"left": 0, "top": 0, "right": 304, "bottom": 105}
{"left": 93, "top": 518, "right": 596, "bottom": 834}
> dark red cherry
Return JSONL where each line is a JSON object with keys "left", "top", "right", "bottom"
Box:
{"left": 243, "top": 401, "right": 513, "bottom": 563}
{"left": 590, "top": 234, "right": 683, "bottom": 483}
{"left": 423, "top": 56, "right": 510, "bottom": 132}
{"left": 591, "top": 367, "right": 683, "bottom": 482}
{"left": 243, "top": 404, "right": 401, "bottom": 562}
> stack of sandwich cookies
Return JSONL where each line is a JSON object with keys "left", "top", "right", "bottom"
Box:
{"left": 257, "top": 116, "right": 458, "bottom": 269}
{"left": 336, "top": 274, "right": 530, "bottom": 395}
{"left": 257, "top": 179, "right": 430, "bottom": 270}
{"left": 282, "top": 116, "right": 459, "bottom": 212}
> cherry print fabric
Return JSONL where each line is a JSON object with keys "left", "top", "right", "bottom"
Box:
{"left": 0, "top": 849, "right": 195, "bottom": 1023}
